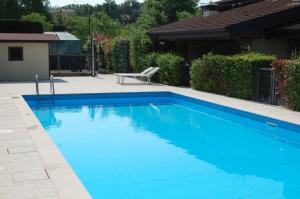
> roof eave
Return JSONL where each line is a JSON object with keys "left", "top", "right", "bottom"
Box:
{"left": 149, "top": 28, "right": 229, "bottom": 40}
{"left": 0, "top": 40, "right": 58, "bottom": 43}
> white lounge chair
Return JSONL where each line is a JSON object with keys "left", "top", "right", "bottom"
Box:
{"left": 115, "top": 67, "right": 159, "bottom": 84}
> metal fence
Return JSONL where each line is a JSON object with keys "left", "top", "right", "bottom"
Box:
{"left": 50, "top": 54, "right": 89, "bottom": 73}
{"left": 256, "top": 68, "right": 277, "bottom": 105}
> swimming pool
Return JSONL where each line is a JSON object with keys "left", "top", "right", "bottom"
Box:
{"left": 24, "top": 92, "right": 300, "bottom": 199}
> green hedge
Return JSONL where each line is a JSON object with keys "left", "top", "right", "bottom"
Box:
{"left": 226, "top": 53, "right": 275, "bottom": 99}
{"left": 191, "top": 53, "right": 275, "bottom": 100}
{"left": 110, "top": 37, "right": 131, "bottom": 72}
{"left": 190, "top": 54, "right": 226, "bottom": 94}
{"left": 130, "top": 31, "right": 152, "bottom": 72}
{"left": 144, "top": 52, "right": 159, "bottom": 69}
{"left": 156, "top": 53, "right": 184, "bottom": 86}
{"left": 272, "top": 59, "right": 300, "bottom": 111}
{"left": 0, "top": 20, "right": 43, "bottom": 33}
{"left": 285, "top": 61, "right": 300, "bottom": 110}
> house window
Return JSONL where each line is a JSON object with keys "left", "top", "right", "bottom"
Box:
{"left": 8, "top": 47, "right": 23, "bottom": 61}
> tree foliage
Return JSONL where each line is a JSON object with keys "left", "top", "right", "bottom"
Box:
{"left": 111, "top": 36, "right": 131, "bottom": 72}
{"left": 22, "top": 12, "right": 53, "bottom": 31}
{"left": 0, "top": 0, "right": 49, "bottom": 19}
{"left": 130, "top": 30, "right": 152, "bottom": 72}
{"left": 161, "top": 0, "right": 199, "bottom": 22}
{"left": 136, "top": 0, "right": 167, "bottom": 30}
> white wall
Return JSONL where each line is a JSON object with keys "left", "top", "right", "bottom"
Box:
{"left": 252, "top": 38, "right": 288, "bottom": 58}
{"left": 0, "top": 42, "right": 49, "bottom": 81}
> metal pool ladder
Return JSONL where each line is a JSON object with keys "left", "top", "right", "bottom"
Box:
{"left": 50, "top": 75, "right": 55, "bottom": 94}
{"left": 35, "top": 75, "right": 39, "bottom": 95}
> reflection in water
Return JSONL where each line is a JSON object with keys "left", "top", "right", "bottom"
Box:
{"left": 33, "top": 103, "right": 300, "bottom": 199}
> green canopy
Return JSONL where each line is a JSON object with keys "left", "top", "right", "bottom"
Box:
{"left": 46, "top": 32, "right": 83, "bottom": 55}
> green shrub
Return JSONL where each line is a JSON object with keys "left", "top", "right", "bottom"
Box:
{"left": 225, "top": 53, "right": 275, "bottom": 99}
{"left": 286, "top": 60, "right": 300, "bottom": 111}
{"left": 191, "top": 52, "right": 275, "bottom": 100}
{"left": 272, "top": 59, "right": 289, "bottom": 104}
{"left": 144, "top": 52, "right": 159, "bottom": 69}
{"left": 190, "top": 53, "right": 227, "bottom": 94}
{"left": 130, "top": 31, "right": 152, "bottom": 72}
{"left": 156, "top": 53, "right": 184, "bottom": 86}
{"left": 144, "top": 52, "right": 160, "bottom": 82}
{"left": 111, "top": 37, "right": 131, "bottom": 72}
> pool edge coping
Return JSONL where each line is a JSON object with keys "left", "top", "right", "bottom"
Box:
{"left": 15, "top": 96, "right": 92, "bottom": 199}
{"left": 24, "top": 90, "right": 300, "bottom": 127}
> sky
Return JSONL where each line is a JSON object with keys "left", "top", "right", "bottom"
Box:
{"left": 49, "top": 0, "right": 212, "bottom": 7}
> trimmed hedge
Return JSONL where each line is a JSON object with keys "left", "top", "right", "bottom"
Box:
{"left": 190, "top": 54, "right": 226, "bottom": 94}
{"left": 273, "top": 59, "right": 300, "bottom": 111}
{"left": 0, "top": 20, "right": 43, "bottom": 33}
{"left": 144, "top": 52, "right": 159, "bottom": 69}
{"left": 286, "top": 61, "right": 300, "bottom": 110}
{"left": 110, "top": 37, "right": 131, "bottom": 72}
{"left": 226, "top": 53, "right": 275, "bottom": 99}
{"left": 191, "top": 53, "right": 275, "bottom": 100}
{"left": 156, "top": 53, "right": 184, "bottom": 86}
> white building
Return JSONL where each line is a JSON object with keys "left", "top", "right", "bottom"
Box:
{"left": 0, "top": 33, "right": 58, "bottom": 81}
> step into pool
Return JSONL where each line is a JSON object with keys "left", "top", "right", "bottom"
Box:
{"left": 24, "top": 92, "right": 300, "bottom": 199}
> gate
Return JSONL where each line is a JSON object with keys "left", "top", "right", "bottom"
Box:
{"left": 50, "top": 54, "right": 91, "bottom": 75}
{"left": 256, "top": 68, "right": 277, "bottom": 105}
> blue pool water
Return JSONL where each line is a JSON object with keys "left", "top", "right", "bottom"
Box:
{"left": 25, "top": 92, "right": 300, "bottom": 199}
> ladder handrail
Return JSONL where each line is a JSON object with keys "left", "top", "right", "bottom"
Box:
{"left": 50, "top": 75, "right": 55, "bottom": 94}
{"left": 35, "top": 75, "right": 39, "bottom": 95}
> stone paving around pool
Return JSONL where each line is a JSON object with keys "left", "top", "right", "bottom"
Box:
{"left": 0, "top": 75, "right": 299, "bottom": 199}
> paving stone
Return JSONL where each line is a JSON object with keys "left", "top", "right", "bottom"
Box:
{"left": 1, "top": 160, "right": 44, "bottom": 174}
{"left": 0, "top": 152, "right": 40, "bottom": 163}
{"left": 12, "top": 169, "right": 48, "bottom": 183}
{"left": 0, "top": 180, "right": 58, "bottom": 199}
{"left": 0, "top": 119, "right": 24, "bottom": 129}
{"left": 1, "top": 139, "right": 33, "bottom": 148}
{"left": 0, "top": 104, "right": 15, "bottom": 109}
{"left": 0, "top": 110, "right": 19, "bottom": 118}
{"left": 0, "top": 174, "right": 13, "bottom": 186}
{"left": 0, "top": 128, "right": 28, "bottom": 140}
{"left": 7, "top": 145, "right": 36, "bottom": 154}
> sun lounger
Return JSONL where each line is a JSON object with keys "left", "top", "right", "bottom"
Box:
{"left": 114, "top": 67, "right": 159, "bottom": 84}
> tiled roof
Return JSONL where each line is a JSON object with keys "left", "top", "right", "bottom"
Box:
{"left": 150, "top": 0, "right": 300, "bottom": 36}
{"left": 0, "top": 33, "right": 58, "bottom": 42}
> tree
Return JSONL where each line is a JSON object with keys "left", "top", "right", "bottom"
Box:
{"left": 138, "top": 0, "right": 199, "bottom": 27}
{"left": 161, "top": 0, "right": 199, "bottom": 22}
{"left": 0, "top": 0, "right": 21, "bottom": 19}
{"left": 176, "top": 11, "right": 193, "bottom": 21}
{"left": 66, "top": 16, "right": 89, "bottom": 43}
{"left": 136, "top": 0, "right": 167, "bottom": 30}
{"left": 20, "top": 0, "right": 50, "bottom": 16}
{"left": 22, "top": 12, "right": 53, "bottom": 31}
{"left": 0, "top": 0, "right": 49, "bottom": 19}
{"left": 94, "top": 12, "right": 121, "bottom": 37}
{"left": 52, "top": 9, "right": 70, "bottom": 31}
{"left": 119, "top": 0, "right": 141, "bottom": 24}
{"left": 103, "top": 0, "right": 120, "bottom": 19}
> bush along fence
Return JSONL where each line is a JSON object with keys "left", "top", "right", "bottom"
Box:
{"left": 190, "top": 53, "right": 275, "bottom": 100}
{"left": 98, "top": 32, "right": 187, "bottom": 86}
{"left": 156, "top": 53, "right": 185, "bottom": 86}
{"left": 272, "top": 59, "right": 300, "bottom": 111}
{"left": 190, "top": 52, "right": 300, "bottom": 111}
{"left": 110, "top": 37, "right": 131, "bottom": 72}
